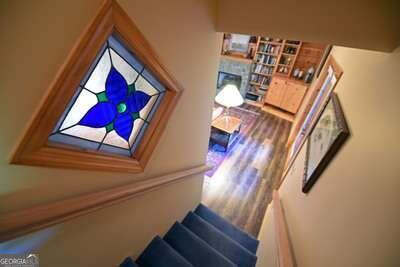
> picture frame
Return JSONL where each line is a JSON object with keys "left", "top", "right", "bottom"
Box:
{"left": 221, "top": 33, "right": 257, "bottom": 59}
{"left": 302, "top": 93, "right": 350, "bottom": 193}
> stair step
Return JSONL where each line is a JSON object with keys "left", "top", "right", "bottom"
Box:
{"left": 164, "top": 222, "right": 236, "bottom": 267}
{"left": 120, "top": 257, "right": 139, "bottom": 267}
{"left": 182, "top": 211, "right": 257, "bottom": 267}
{"left": 194, "top": 204, "right": 259, "bottom": 254}
{"left": 136, "top": 236, "right": 193, "bottom": 267}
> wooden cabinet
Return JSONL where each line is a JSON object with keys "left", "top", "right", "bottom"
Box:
{"left": 264, "top": 77, "right": 307, "bottom": 114}
{"left": 282, "top": 81, "right": 307, "bottom": 113}
{"left": 265, "top": 78, "right": 285, "bottom": 106}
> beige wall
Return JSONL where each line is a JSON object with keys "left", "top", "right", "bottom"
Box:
{"left": 259, "top": 46, "right": 400, "bottom": 266}
{"left": 256, "top": 204, "right": 278, "bottom": 267}
{"left": 216, "top": 0, "right": 400, "bottom": 52}
{"left": 0, "top": 0, "right": 220, "bottom": 265}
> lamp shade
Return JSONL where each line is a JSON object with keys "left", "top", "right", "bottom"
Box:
{"left": 215, "top": 84, "right": 244, "bottom": 108}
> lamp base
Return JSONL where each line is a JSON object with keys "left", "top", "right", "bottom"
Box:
{"left": 224, "top": 106, "right": 231, "bottom": 116}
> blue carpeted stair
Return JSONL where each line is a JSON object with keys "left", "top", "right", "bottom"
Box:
{"left": 120, "top": 204, "right": 259, "bottom": 267}
{"left": 182, "top": 211, "right": 257, "bottom": 267}
{"left": 137, "top": 236, "right": 193, "bottom": 267}
{"left": 194, "top": 204, "right": 259, "bottom": 254}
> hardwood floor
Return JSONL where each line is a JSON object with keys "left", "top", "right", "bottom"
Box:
{"left": 202, "top": 106, "right": 291, "bottom": 237}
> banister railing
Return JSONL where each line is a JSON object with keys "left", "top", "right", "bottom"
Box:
{"left": 0, "top": 164, "right": 211, "bottom": 242}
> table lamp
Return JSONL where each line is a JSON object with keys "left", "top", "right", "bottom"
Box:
{"left": 215, "top": 84, "right": 244, "bottom": 116}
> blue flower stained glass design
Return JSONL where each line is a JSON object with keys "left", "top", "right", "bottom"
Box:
{"left": 49, "top": 34, "right": 165, "bottom": 156}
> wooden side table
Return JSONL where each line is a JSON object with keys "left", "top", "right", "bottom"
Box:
{"left": 210, "top": 115, "right": 242, "bottom": 151}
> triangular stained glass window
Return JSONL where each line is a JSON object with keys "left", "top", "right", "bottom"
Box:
{"left": 10, "top": 0, "right": 181, "bottom": 172}
{"left": 49, "top": 33, "right": 166, "bottom": 157}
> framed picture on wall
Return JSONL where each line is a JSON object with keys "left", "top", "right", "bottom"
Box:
{"left": 221, "top": 33, "right": 257, "bottom": 59}
{"left": 303, "top": 93, "right": 350, "bottom": 193}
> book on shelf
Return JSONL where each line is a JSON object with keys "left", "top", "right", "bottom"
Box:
{"left": 247, "top": 84, "right": 268, "bottom": 96}
{"left": 253, "top": 64, "right": 262, "bottom": 73}
{"left": 259, "top": 43, "right": 279, "bottom": 54}
{"left": 254, "top": 64, "right": 274, "bottom": 75}
{"left": 256, "top": 54, "right": 277, "bottom": 65}
{"left": 250, "top": 74, "right": 271, "bottom": 87}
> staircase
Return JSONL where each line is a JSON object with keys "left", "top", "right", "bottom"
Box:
{"left": 120, "top": 204, "right": 259, "bottom": 267}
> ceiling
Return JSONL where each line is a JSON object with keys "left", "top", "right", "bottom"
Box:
{"left": 216, "top": 0, "right": 399, "bottom": 52}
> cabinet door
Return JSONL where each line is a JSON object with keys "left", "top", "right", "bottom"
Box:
{"left": 265, "top": 78, "right": 286, "bottom": 107}
{"left": 281, "top": 83, "right": 307, "bottom": 113}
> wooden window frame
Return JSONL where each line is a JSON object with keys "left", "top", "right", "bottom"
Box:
{"left": 9, "top": 0, "right": 182, "bottom": 172}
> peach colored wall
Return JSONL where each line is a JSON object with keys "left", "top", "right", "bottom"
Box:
{"left": 258, "top": 46, "right": 400, "bottom": 266}
{"left": 0, "top": 0, "right": 221, "bottom": 266}
{"left": 256, "top": 203, "right": 278, "bottom": 267}
{"left": 216, "top": 0, "right": 400, "bottom": 52}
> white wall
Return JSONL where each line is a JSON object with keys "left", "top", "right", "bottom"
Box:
{"left": 259, "top": 46, "right": 400, "bottom": 266}
{"left": 0, "top": 0, "right": 221, "bottom": 266}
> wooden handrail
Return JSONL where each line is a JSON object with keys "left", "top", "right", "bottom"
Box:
{"left": 273, "top": 190, "right": 296, "bottom": 267}
{"left": 0, "top": 164, "right": 211, "bottom": 242}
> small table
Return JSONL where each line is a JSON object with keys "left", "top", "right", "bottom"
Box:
{"left": 210, "top": 115, "right": 242, "bottom": 151}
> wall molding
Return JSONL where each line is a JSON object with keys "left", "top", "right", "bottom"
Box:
{"left": 0, "top": 164, "right": 211, "bottom": 242}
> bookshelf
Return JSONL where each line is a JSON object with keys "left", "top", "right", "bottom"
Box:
{"left": 247, "top": 37, "right": 283, "bottom": 102}
{"left": 275, "top": 40, "right": 302, "bottom": 76}
{"left": 242, "top": 36, "right": 327, "bottom": 107}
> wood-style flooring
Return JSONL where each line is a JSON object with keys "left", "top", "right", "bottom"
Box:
{"left": 202, "top": 105, "right": 291, "bottom": 237}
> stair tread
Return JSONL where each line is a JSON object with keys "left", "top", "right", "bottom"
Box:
{"left": 164, "top": 222, "right": 236, "bottom": 267}
{"left": 182, "top": 211, "right": 257, "bottom": 267}
{"left": 120, "top": 257, "right": 139, "bottom": 267}
{"left": 136, "top": 236, "right": 193, "bottom": 267}
{"left": 194, "top": 204, "right": 259, "bottom": 254}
